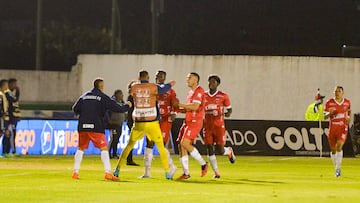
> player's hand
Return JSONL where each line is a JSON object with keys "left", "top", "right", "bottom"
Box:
{"left": 168, "top": 80, "right": 176, "bottom": 87}
{"left": 126, "top": 101, "right": 132, "bottom": 108}
{"left": 224, "top": 112, "right": 231, "bottom": 117}
{"left": 170, "top": 113, "right": 177, "bottom": 122}
{"left": 329, "top": 109, "right": 337, "bottom": 117}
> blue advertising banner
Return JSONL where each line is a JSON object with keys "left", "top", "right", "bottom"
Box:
{"left": 0, "top": 119, "right": 161, "bottom": 155}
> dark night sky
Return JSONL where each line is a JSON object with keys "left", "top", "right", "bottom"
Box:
{"left": 1, "top": 0, "right": 360, "bottom": 70}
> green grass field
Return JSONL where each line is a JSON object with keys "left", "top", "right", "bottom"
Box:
{"left": 1, "top": 155, "right": 359, "bottom": 203}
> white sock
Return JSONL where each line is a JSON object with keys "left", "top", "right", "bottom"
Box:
{"left": 180, "top": 155, "right": 189, "bottom": 175}
{"left": 335, "top": 150, "right": 343, "bottom": 169}
{"left": 330, "top": 153, "right": 336, "bottom": 167}
{"left": 190, "top": 148, "right": 206, "bottom": 166}
{"left": 209, "top": 155, "right": 219, "bottom": 174}
{"left": 101, "top": 150, "right": 111, "bottom": 173}
{"left": 144, "top": 147, "right": 153, "bottom": 176}
{"left": 73, "top": 150, "right": 84, "bottom": 173}
{"left": 165, "top": 148, "right": 175, "bottom": 168}
{"left": 223, "top": 147, "right": 231, "bottom": 155}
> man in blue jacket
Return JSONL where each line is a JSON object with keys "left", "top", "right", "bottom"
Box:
{"left": 72, "top": 77, "right": 131, "bottom": 181}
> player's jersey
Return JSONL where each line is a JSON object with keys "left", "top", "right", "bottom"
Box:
{"left": 158, "top": 88, "right": 177, "bottom": 121}
{"left": 185, "top": 86, "right": 205, "bottom": 123}
{"left": 325, "top": 98, "right": 351, "bottom": 126}
{"left": 204, "top": 90, "right": 231, "bottom": 127}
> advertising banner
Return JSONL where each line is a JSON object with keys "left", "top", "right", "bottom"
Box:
{"left": 0, "top": 119, "right": 155, "bottom": 155}
{"left": 171, "top": 119, "right": 355, "bottom": 157}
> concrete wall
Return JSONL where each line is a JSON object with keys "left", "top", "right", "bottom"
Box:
{"left": 0, "top": 68, "right": 81, "bottom": 103}
{"left": 76, "top": 54, "right": 360, "bottom": 121}
{"left": 1, "top": 54, "right": 360, "bottom": 121}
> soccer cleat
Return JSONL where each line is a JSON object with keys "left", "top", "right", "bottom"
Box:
{"left": 214, "top": 173, "right": 221, "bottom": 178}
{"left": 113, "top": 168, "right": 120, "bottom": 177}
{"left": 105, "top": 173, "right": 119, "bottom": 181}
{"left": 165, "top": 172, "right": 173, "bottom": 180}
{"left": 201, "top": 162, "right": 209, "bottom": 177}
{"left": 228, "top": 147, "right": 236, "bottom": 164}
{"left": 335, "top": 168, "right": 341, "bottom": 177}
{"left": 176, "top": 174, "right": 191, "bottom": 180}
{"left": 72, "top": 172, "right": 79, "bottom": 179}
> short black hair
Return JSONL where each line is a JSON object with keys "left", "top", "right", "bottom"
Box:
{"left": 0, "top": 79, "right": 8, "bottom": 87}
{"left": 190, "top": 72, "right": 200, "bottom": 82}
{"left": 156, "top": 70, "right": 166, "bottom": 77}
{"left": 93, "top": 77, "right": 104, "bottom": 88}
{"left": 8, "top": 78, "right": 17, "bottom": 84}
{"left": 336, "top": 86, "right": 344, "bottom": 91}
{"left": 114, "top": 89, "right": 123, "bottom": 95}
{"left": 208, "top": 74, "right": 221, "bottom": 84}
{"left": 139, "top": 70, "right": 149, "bottom": 79}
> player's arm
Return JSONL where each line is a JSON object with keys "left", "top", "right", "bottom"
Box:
{"left": 72, "top": 97, "right": 83, "bottom": 115}
{"left": 178, "top": 101, "right": 200, "bottom": 111}
{"left": 347, "top": 109, "right": 352, "bottom": 125}
{"left": 157, "top": 80, "right": 176, "bottom": 95}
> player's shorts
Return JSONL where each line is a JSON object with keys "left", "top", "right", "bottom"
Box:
{"left": 203, "top": 125, "right": 226, "bottom": 145}
{"left": 78, "top": 131, "right": 107, "bottom": 149}
{"left": 159, "top": 119, "right": 172, "bottom": 143}
{"left": 130, "top": 121, "right": 163, "bottom": 144}
{"left": 328, "top": 124, "right": 348, "bottom": 149}
{"left": 176, "top": 120, "right": 203, "bottom": 142}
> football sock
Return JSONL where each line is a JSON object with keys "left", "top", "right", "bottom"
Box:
{"left": 144, "top": 147, "right": 153, "bottom": 176}
{"left": 209, "top": 155, "right": 219, "bottom": 174}
{"left": 101, "top": 150, "right": 111, "bottom": 173}
{"left": 190, "top": 148, "right": 206, "bottom": 166}
{"left": 180, "top": 155, "right": 189, "bottom": 175}
{"left": 223, "top": 147, "right": 230, "bottom": 155}
{"left": 335, "top": 150, "right": 343, "bottom": 169}
{"left": 165, "top": 148, "right": 175, "bottom": 168}
{"left": 330, "top": 152, "right": 336, "bottom": 167}
{"left": 73, "top": 150, "right": 84, "bottom": 173}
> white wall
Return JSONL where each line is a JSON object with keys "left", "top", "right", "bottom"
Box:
{"left": 76, "top": 54, "right": 360, "bottom": 121}
{"left": 1, "top": 54, "right": 359, "bottom": 121}
{"left": 0, "top": 68, "right": 81, "bottom": 103}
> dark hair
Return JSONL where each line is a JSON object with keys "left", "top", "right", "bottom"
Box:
{"left": 190, "top": 72, "right": 200, "bottom": 82}
{"left": 0, "top": 79, "right": 8, "bottom": 87}
{"left": 156, "top": 70, "right": 166, "bottom": 77}
{"left": 139, "top": 70, "right": 149, "bottom": 79}
{"left": 114, "top": 89, "right": 123, "bottom": 95}
{"left": 336, "top": 86, "right": 344, "bottom": 91}
{"left": 208, "top": 74, "right": 221, "bottom": 84}
{"left": 8, "top": 78, "right": 17, "bottom": 84}
{"left": 93, "top": 77, "right": 104, "bottom": 88}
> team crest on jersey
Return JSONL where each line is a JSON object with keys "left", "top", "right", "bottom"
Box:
{"left": 197, "top": 93, "right": 202, "bottom": 98}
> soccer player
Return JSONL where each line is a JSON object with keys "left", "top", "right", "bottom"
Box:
{"left": 72, "top": 78, "right": 131, "bottom": 181}
{"left": 140, "top": 70, "right": 178, "bottom": 178}
{"left": 324, "top": 86, "right": 351, "bottom": 177}
{"left": 113, "top": 70, "right": 177, "bottom": 180}
{"left": 203, "top": 74, "right": 235, "bottom": 178}
{"left": 175, "top": 72, "right": 208, "bottom": 180}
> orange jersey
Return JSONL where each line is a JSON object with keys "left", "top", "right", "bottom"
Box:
{"left": 158, "top": 88, "right": 177, "bottom": 120}
{"left": 325, "top": 98, "right": 351, "bottom": 126}
{"left": 185, "top": 86, "right": 205, "bottom": 123}
{"left": 204, "top": 90, "right": 231, "bottom": 127}
{"left": 131, "top": 82, "right": 158, "bottom": 122}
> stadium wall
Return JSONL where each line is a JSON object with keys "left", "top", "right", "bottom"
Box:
{"left": 1, "top": 55, "right": 360, "bottom": 120}
{"left": 76, "top": 55, "right": 360, "bottom": 121}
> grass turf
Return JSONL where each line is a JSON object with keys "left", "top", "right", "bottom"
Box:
{"left": 0, "top": 155, "right": 360, "bottom": 203}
